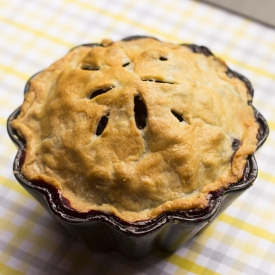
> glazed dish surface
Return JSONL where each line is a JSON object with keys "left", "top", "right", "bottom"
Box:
{"left": 11, "top": 37, "right": 259, "bottom": 222}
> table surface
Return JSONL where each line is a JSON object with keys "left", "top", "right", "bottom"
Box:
{"left": 1, "top": 0, "right": 275, "bottom": 274}
{"left": 203, "top": 0, "right": 275, "bottom": 27}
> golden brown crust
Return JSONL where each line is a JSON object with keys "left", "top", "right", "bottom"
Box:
{"left": 11, "top": 38, "right": 259, "bottom": 222}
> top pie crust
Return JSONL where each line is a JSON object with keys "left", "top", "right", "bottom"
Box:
{"left": 11, "top": 38, "right": 259, "bottom": 222}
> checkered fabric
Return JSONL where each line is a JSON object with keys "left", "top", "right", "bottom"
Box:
{"left": 1, "top": 0, "right": 275, "bottom": 274}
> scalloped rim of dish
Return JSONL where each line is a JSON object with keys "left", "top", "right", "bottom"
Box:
{"left": 7, "top": 36, "right": 269, "bottom": 236}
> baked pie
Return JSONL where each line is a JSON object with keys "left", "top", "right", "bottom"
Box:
{"left": 10, "top": 36, "right": 262, "bottom": 223}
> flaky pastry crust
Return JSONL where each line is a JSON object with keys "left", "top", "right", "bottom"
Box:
{"left": 11, "top": 38, "right": 259, "bottom": 222}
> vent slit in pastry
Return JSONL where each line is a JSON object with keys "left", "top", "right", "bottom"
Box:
{"left": 171, "top": 110, "right": 184, "bottom": 122}
{"left": 134, "top": 95, "right": 147, "bottom": 130}
{"left": 142, "top": 78, "right": 174, "bottom": 84}
{"left": 96, "top": 114, "right": 109, "bottom": 136}
{"left": 81, "top": 64, "right": 99, "bottom": 71}
{"left": 90, "top": 86, "right": 114, "bottom": 99}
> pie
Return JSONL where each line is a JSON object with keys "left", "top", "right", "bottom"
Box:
{"left": 11, "top": 37, "right": 259, "bottom": 222}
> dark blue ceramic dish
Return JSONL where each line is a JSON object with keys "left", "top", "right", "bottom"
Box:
{"left": 7, "top": 36, "right": 269, "bottom": 259}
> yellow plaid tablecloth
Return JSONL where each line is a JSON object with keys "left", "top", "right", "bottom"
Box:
{"left": 1, "top": 0, "right": 275, "bottom": 274}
